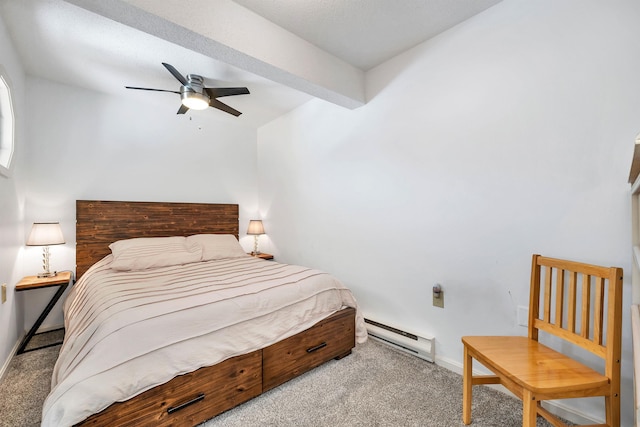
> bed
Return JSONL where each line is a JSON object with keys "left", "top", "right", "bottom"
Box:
{"left": 41, "top": 200, "right": 366, "bottom": 427}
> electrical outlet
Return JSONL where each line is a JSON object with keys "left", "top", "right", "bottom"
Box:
{"left": 433, "top": 291, "right": 444, "bottom": 308}
{"left": 1, "top": 283, "right": 6, "bottom": 303}
{"left": 517, "top": 305, "right": 528, "bottom": 326}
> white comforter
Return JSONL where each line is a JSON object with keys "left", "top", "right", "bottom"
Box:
{"left": 42, "top": 256, "right": 366, "bottom": 427}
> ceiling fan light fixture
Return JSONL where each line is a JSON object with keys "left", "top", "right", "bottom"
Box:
{"left": 181, "top": 91, "right": 209, "bottom": 110}
{"left": 125, "top": 64, "right": 248, "bottom": 116}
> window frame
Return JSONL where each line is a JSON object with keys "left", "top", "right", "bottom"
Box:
{"left": 0, "top": 65, "right": 15, "bottom": 177}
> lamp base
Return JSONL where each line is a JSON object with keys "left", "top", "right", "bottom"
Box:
{"left": 252, "top": 235, "right": 261, "bottom": 256}
{"left": 37, "top": 271, "right": 57, "bottom": 278}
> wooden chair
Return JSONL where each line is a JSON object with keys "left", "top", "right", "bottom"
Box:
{"left": 462, "top": 254, "right": 623, "bottom": 427}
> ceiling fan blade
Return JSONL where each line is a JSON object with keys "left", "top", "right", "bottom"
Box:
{"left": 209, "top": 98, "right": 242, "bottom": 116}
{"left": 204, "top": 87, "right": 250, "bottom": 98}
{"left": 162, "top": 62, "right": 188, "bottom": 86}
{"left": 177, "top": 104, "right": 189, "bottom": 115}
{"left": 125, "top": 86, "right": 180, "bottom": 94}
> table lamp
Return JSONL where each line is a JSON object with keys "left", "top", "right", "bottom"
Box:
{"left": 246, "top": 220, "right": 265, "bottom": 255}
{"left": 26, "top": 222, "right": 65, "bottom": 277}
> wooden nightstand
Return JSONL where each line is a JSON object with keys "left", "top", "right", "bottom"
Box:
{"left": 249, "top": 252, "right": 274, "bottom": 260}
{"left": 15, "top": 271, "right": 73, "bottom": 354}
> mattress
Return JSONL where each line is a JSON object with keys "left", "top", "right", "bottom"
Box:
{"left": 42, "top": 255, "right": 366, "bottom": 427}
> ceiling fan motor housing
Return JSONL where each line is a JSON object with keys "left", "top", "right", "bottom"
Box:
{"left": 185, "top": 74, "right": 205, "bottom": 93}
{"left": 180, "top": 74, "right": 209, "bottom": 108}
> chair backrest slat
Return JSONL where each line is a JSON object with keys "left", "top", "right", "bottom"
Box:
{"left": 594, "top": 277, "right": 605, "bottom": 345}
{"left": 544, "top": 265, "right": 553, "bottom": 323}
{"left": 581, "top": 274, "right": 591, "bottom": 339}
{"left": 529, "top": 254, "right": 622, "bottom": 363}
{"left": 567, "top": 271, "right": 577, "bottom": 333}
{"left": 555, "top": 268, "right": 565, "bottom": 328}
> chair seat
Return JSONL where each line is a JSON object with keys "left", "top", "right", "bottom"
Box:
{"left": 462, "top": 336, "right": 609, "bottom": 395}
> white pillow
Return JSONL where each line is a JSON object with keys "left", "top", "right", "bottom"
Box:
{"left": 186, "top": 234, "right": 247, "bottom": 260}
{"left": 109, "top": 236, "right": 203, "bottom": 271}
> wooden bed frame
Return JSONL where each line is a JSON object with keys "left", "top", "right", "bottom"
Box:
{"left": 74, "top": 200, "right": 356, "bottom": 426}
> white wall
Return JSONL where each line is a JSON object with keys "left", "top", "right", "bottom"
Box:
{"left": 18, "top": 76, "right": 259, "bottom": 332}
{"left": 0, "top": 12, "right": 27, "bottom": 376}
{"left": 257, "top": 0, "right": 640, "bottom": 424}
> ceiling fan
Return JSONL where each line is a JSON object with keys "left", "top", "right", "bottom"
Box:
{"left": 125, "top": 63, "right": 250, "bottom": 116}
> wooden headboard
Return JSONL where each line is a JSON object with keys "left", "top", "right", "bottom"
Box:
{"left": 76, "top": 200, "right": 239, "bottom": 278}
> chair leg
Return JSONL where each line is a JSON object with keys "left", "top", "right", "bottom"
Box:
{"left": 605, "top": 394, "right": 620, "bottom": 427}
{"left": 522, "top": 390, "right": 537, "bottom": 427}
{"left": 462, "top": 346, "right": 473, "bottom": 425}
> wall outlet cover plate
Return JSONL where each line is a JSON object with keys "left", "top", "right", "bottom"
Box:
{"left": 517, "top": 305, "right": 528, "bottom": 326}
{"left": 433, "top": 292, "right": 444, "bottom": 308}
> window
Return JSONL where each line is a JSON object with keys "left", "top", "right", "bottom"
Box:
{"left": 0, "top": 66, "right": 15, "bottom": 176}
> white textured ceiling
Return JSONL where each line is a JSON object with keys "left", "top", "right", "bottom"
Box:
{"left": 0, "top": 0, "right": 502, "bottom": 127}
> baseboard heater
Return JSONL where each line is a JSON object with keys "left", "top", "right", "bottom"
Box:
{"left": 364, "top": 318, "right": 435, "bottom": 363}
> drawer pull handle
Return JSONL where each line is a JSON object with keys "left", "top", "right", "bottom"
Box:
{"left": 167, "top": 393, "right": 205, "bottom": 414}
{"left": 306, "top": 342, "right": 327, "bottom": 353}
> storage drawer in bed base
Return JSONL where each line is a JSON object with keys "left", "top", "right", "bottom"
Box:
{"left": 76, "top": 307, "right": 356, "bottom": 427}
{"left": 78, "top": 350, "right": 262, "bottom": 427}
{"left": 263, "top": 307, "right": 356, "bottom": 391}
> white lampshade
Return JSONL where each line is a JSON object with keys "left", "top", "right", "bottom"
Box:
{"left": 247, "top": 220, "right": 265, "bottom": 255}
{"left": 26, "top": 222, "right": 65, "bottom": 246}
{"left": 246, "top": 220, "right": 265, "bottom": 235}
{"left": 26, "top": 222, "right": 65, "bottom": 277}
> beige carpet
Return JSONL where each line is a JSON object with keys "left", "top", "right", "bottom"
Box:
{"left": 202, "top": 338, "right": 559, "bottom": 427}
{"left": 0, "top": 329, "right": 64, "bottom": 427}
{"left": 1, "top": 331, "right": 562, "bottom": 426}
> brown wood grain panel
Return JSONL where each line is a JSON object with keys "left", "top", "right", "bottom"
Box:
{"left": 79, "top": 350, "right": 262, "bottom": 427}
{"left": 15, "top": 271, "right": 72, "bottom": 291}
{"left": 76, "top": 200, "right": 239, "bottom": 278}
{"left": 263, "top": 307, "right": 356, "bottom": 392}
